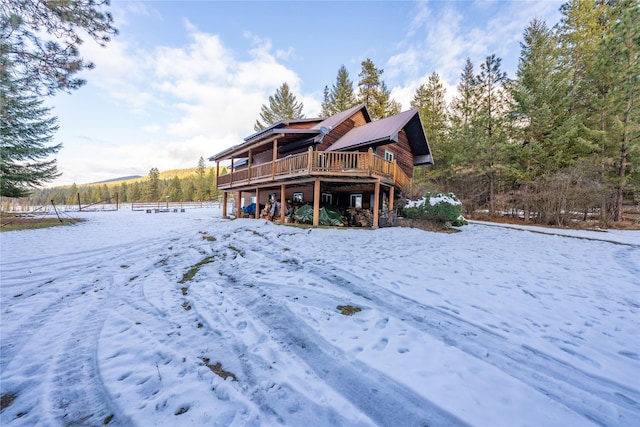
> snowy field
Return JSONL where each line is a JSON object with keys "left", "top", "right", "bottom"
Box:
{"left": 1, "top": 207, "right": 639, "bottom": 426}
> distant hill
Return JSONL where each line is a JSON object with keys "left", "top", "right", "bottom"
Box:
{"left": 89, "top": 175, "right": 143, "bottom": 184}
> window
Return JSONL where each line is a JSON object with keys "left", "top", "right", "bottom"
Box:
{"left": 293, "top": 192, "right": 303, "bottom": 202}
{"left": 321, "top": 193, "right": 332, "bottom": 204}
{"left": 350, "top": 194, "right": 363, "bottom": 209}
{"left": 384, "top": 150, "right": 394, "bottom": 162}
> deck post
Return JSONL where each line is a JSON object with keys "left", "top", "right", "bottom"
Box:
{"left": 236, "top": 191, "right": 241, "bottom": 217}
{"left": 222, "top": 192, "right": 228, "bottom": 218}
{"left": 230, "top": 158, "right": 234, "bottom": 188}
{"left": 389, "top": 186, "right": 395, "bottom": 214}
{"left": 313, "top": 179, "right": 320, "bottom": 226}
{"left": 255, "top": 188, "right": 260, "bottom": 219}
{"left": 248, "top": 149, "right": 252, "bottom": 184}
{"left": 373, "top": 180, "right": 380, "bottom": 228}
{"left": 368, "top": 147, "right": 374, "bottom": 174}
{"left": 271, "top": 139, "right": 278, "bottom": 181}
{"left": 280, "top": 184, "right": 286, "bottom": 223}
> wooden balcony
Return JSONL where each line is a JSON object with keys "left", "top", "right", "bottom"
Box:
{"left": 217, "top": 149, "right": 412, "bottom": 192}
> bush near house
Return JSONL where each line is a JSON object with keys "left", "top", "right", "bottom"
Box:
{"left": 403, "top": 192, "right": 467, "bottom": 226}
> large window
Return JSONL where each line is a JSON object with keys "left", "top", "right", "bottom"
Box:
{"left": 350, "top": 194, "right": 363, "bottom": 209}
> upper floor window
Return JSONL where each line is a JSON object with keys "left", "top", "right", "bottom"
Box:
{"left": 384, "top": 150, "right": 394, "bottom": 162}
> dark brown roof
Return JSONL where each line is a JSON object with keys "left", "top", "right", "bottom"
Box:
{"left": 326, "top": 108, "right": 433, "bottom": 165}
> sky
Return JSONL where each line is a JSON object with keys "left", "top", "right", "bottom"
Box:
{"left": 46, "top": 0, "right": 566, "bottom": 186}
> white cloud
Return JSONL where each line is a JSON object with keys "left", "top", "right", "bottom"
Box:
{"left": 52, "top": 20, "right": 311, "bottom": 185}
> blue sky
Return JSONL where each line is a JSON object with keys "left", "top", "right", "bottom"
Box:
{"left": 47, "top": 0, "right": 565, "bottom": 186}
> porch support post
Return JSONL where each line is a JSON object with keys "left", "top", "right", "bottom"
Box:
{"left": 389, "top": 185, "right": 395, "bottom": 214}
{"left": 373, "top": 180, "right": 380, "bottom": 228}
{"left": 313, "top": 179, "right": 320, "bottom": 226}
{"left": 247, "top": 149, "right": 252, "bottom": 184}
{"left": 230, "top": 158, "right": 235, "bottom": 188}
{"left": 280, "top": 184, "right": 286, "bottom": 223}
{"left": 271, "top": 139, "right": 278, "bottom": 180}
{"left": 222, "top": 192, "right": 228, "bottom": 218}
{"left": 255, "top": 188, "right": 260, "bottom": 219}
{"left": 236, "top": 191, "right": 241, "bottom": 217}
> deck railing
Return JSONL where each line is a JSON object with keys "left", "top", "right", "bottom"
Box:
{"left": 217, "top": 149, "right": 412, "bottom": 191}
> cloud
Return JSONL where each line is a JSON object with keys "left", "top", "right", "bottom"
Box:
{"left": 386, "top": 0, "right": 564, "bottom": 110}
{"left": 53, "top": 19, "right": 310, "bottom": 185}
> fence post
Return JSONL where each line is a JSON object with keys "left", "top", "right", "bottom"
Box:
{"left": 77, "top": 192, "right": 81, "bottom": 211}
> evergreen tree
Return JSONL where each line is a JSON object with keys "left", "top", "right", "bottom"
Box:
{"left": 144, "top": 167, "right": 160, "bottom": 202}
{"left": 357, "top": 59, "right": 400, "bottom": 120}
{"left": 166, "top": 176, "right": 183, "bottom": 202}
{"left": 254, "top": 82, "right": 304, "bottom": 131}
{"left": 129, "top": 181, "right": 141, "bottom": 202}
{"left": 320, "top": 85, "right": 331, "bottom": 117}
{"left": 1, "top": 0, "right": 117, "bottom": 95}
{"left": 195, "top": 156, "right": 207, "bottom": 200}
{"left": 67, "top": 183, "right": 79, "bottom": 205}
{"left": 607, "top": 0, "right": 640, "bottom": 220}
{"left": 324, "top": 65, "right": 358, "bottom": 116}
{"left": 411, "top": 72, "right": 450, "bottom": 186}
{"left": 1, "top": 69, "right": 62, "bottom": 197}
{"left": 474, "top": 54, "right": 510, "bottom": 214}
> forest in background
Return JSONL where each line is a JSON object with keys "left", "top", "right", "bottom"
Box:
{"left": 2, "top": 158, "right": 226, "bottom": 211}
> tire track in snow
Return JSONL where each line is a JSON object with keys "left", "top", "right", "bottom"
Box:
{"left": 239, "top": 289, "right": 468, "bottom": 427}
{"left": 212, "top": 245, "right": 468, "bottom": 427}
{"left": 307, "top": 264, "right": 640, "bottom": 427}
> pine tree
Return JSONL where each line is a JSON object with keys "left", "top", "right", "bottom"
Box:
{"left": 144, "top": 167, "right": 160, "bottom": 202}
{"left": 195, "top": 156, "right": 207, "bottom": 200}
{"left": 357, "top": 59, "right": 400, "bottom": 120}
{"left": 254, "top": 82, "right": 304, "bottom": 131}
{"left": 475, "top": 54, "right": 510, "bottom": 214}
{"left": 411, "top": 72, "right": 450, "bottom": 186}
{"left": 1, "top": 69, "right": 62, "bottom": 197}
{"left": 608, "top": 0, "right": 640, "bottom": 221}
{"left": 320, "top": 85, "right": 331, "bottom": 117}
{"left": 324, "top": 65, "right": 358, "bottom": 116}
{"left": 167, "top": 176, "right": 183, "bottom": 202}
{"left": 1, "top": 0, "right": 117, "bottom": 96}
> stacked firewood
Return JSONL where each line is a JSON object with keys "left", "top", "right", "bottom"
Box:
{"left": 346, "top": 208, "right": 373, "bottom": 227}
{"left": 261, "top": 201, "right": 273, "bottom": 220}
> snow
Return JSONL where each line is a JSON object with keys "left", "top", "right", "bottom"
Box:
{"left": 1, "top": 207, "right": 639, "bottom": 426}
{"left": 405, "top": 193, "right": 462, "bottom": 208}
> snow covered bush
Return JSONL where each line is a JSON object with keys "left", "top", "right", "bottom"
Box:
{"left": 403, "top": 192, "right": 467, "bottom": 226}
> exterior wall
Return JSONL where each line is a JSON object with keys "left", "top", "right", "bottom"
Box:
{"left": 318, "top": 110, "right": 368, "bottom": 151}
{"left": 319, "top": 119, "right": 355, "bottom": 151}
{"left": 252, "top": 149, "right": 273, "bottom": 165}
{"left": 376, "top": 129, "right": 414, "bottom": 178}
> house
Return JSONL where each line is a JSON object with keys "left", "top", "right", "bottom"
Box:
{"left": 209, "top": 104, "right": 433, "bottom": 227}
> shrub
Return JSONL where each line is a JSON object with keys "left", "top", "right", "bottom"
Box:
{"left": 402, "top": 192, "right": 467, "bottom": 226}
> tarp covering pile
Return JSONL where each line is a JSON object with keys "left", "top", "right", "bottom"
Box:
{"left": 294, "top": 204, "right": 345, "bottom": 226}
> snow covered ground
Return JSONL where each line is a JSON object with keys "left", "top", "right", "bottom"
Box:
{"left": 1, "top": 207, "right": 638, "bottom": 426}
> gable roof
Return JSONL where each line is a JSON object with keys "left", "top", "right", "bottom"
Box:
{"left": 309, "top": 103, "right": 371, "bottom": 136}
{"left": 326, "top": 108, "right": 433, "bottom": 165}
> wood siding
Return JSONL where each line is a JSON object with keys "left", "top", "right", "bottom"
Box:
{"left": 376, "top": 130, "right": 414, "bottom": 178}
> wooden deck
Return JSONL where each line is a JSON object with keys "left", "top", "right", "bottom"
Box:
{"left": 217, "top": 149, "right": 412, "bottom": 191}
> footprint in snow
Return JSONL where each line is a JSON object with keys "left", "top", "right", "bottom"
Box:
{"left": 375, "top": 318, "right": 389, "bottom": 330}
{"left": 373, "top": 337, "right": 388, "bottom": 351}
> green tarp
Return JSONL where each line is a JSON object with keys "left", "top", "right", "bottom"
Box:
{"left": 293, "top": 204, "right": 345, "bottom": 226}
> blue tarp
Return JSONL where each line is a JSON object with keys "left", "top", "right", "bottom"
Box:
{"left": 242, "top": 203, "right": 256, "bottom": 214}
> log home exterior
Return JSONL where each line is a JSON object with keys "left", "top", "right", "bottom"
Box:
{"left": 209, "top": 104, "right": 433, "bottom": 227}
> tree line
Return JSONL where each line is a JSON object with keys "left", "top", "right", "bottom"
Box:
{"left": 16, "top": 157, "right": 224, "bottom": 209}
{"left": 255, "top": 0, "right": 638, "bottom": 226}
